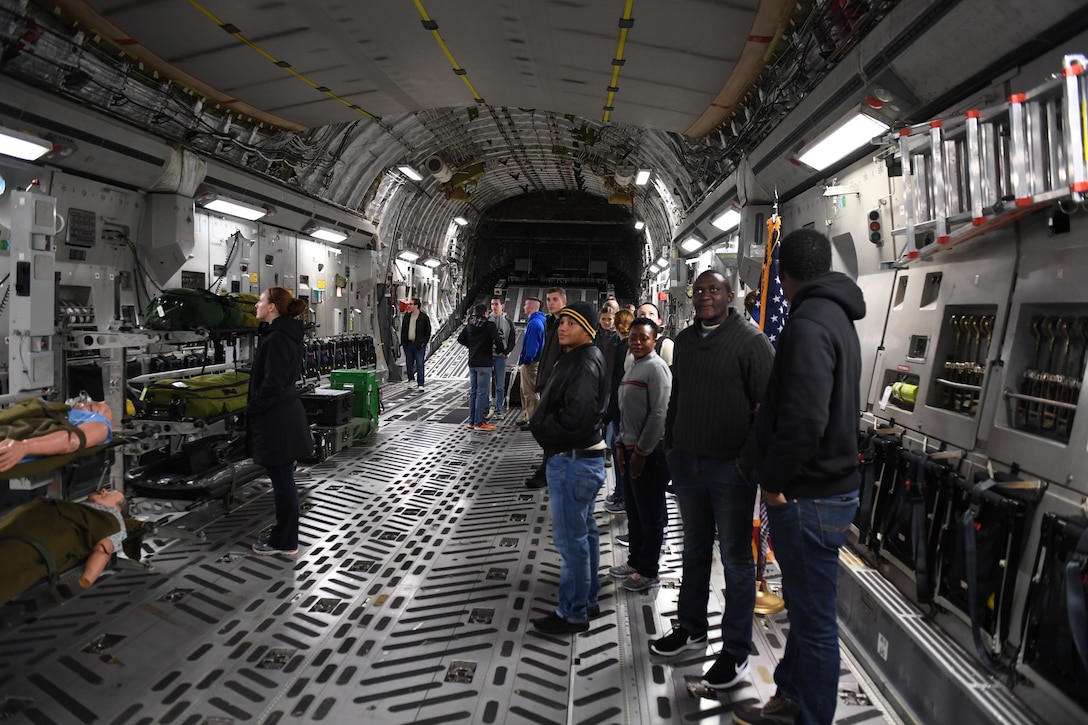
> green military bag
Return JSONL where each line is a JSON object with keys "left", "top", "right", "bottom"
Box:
{"left": 226, "top": 292, "right": 260, "bottom": 328}
{"left": 141, "top": 371, "right": 250, "bottom": 420}
{"left": 143, "top": 288, "right": 245, "bottom": 331}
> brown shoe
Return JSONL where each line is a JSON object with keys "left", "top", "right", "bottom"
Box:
{"left": 733, "top": 695, "right": 799, "bottom": 724}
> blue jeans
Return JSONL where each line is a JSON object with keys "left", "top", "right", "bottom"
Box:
{"left": 265, "top": 462, "right": 299, "bottom": 549}
{"left": 403, "top": 342, "right": 426, "bottom": 386}
{"left": 468, "top": 366, "right": 492, "bottom": 425}
{"left": 546, "top": 454, "right": 606, "bottom": 623}
{"left": 766, "top": 492, "right": 859, "bottom": 725}
{"left": 668, "top": 449, "right": 756, "bottom": 659}
{"left": 492, "top": 356, "right": 507, "bottom": 414}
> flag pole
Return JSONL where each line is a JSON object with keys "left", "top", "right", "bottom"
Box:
{"left": 755, "top": 187, "right": 785, "bottom": 615}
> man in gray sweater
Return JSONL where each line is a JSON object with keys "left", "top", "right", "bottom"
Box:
{"left": 612, "top": 317, "right": 673, "bottom": 593}
{"left": 649, "top": 270, "right": 775, "bottom": 693}
{"left": 489, "top": 296, "right": 516, "bottom": 419}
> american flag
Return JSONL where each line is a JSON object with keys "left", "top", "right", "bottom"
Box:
{"left": 751, "top": 214, "right": 787, "bottom": 346}
{"left": 753, "top": 214, "right": 785, "bottom": 584}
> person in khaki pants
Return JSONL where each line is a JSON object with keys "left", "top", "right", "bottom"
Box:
{"left": 517, "top": 297, "right": 546, "bottom": 424}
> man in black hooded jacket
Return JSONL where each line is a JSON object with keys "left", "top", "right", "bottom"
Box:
{"left": 737, "top": 229, "right": 866, "bottom": 725}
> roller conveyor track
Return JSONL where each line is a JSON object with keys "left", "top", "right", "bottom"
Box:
{"left": 0, "top": 343, "right": 895, "bottom": 724}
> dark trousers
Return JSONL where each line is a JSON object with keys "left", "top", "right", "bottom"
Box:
{"left": 620, "top": 443, "right": 668, "bottom": 578}
{"left": 265, "top": 462, "right": 299, "bottom": 549}
{"left": 403, "top": 342, "right": 426, "bottom": 385}
{"left": 668, "top": 449, "right": 756, "bottom": 658}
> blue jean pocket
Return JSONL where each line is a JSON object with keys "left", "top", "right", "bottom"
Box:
{"left": 572, "top": 464, "right": 604, "bottom": 504}
{"left": 814, "top": 495, "right": 859, "bottom": 546}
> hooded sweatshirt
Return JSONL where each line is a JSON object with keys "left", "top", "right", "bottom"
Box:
{"left": 519, "top": 310, "right": 547, "bottom": 365}
{"left": 754, "top": 271, "right": 866, "bottom": 499}
{"left": 457, "top": 315, "right": 504, "bottom": 368}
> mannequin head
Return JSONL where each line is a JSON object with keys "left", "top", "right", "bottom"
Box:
{"left": 86, "top": 488, "right": 125, "bottom": 511}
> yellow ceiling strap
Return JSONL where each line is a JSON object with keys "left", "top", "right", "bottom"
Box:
{"left": 603, "top": 0, "right": 635, "bottom": 123}
{"left": 186, "top": 0, "right": 381, "bottom": 120}
{"left": 413, "top": 0, "right": 487, "bottom": 105}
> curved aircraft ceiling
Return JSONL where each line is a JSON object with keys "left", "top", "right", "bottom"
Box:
{"left": 2, "top": 0, "right": 894, "bottom": 294}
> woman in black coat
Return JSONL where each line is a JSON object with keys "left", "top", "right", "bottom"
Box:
{"left": 248, "top": 287, "right": 313, "bottom": 556}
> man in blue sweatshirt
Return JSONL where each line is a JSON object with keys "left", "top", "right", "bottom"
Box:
{"left": 517, "top": 297, "right": 546, "bottom": 426}
{"left": 737, "top": 229, "right": 865, "bottom": 725}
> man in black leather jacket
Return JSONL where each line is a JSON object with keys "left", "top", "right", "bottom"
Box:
{"left": 529, "top": 300, "right": 609, "bottom": 634}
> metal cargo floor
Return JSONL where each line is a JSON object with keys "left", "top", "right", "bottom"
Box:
{"left": 0, "top": 344, "right": 895, "bottom": 724}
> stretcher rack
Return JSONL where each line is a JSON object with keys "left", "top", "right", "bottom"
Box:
{"left": 885, "top": 53, "right": 1088, "bottom": 264}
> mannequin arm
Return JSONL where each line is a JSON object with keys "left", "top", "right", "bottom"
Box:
{"left": 79, "top": 537, "right": 115, "bottom": 588}
{"left": 0, "top": 421, "right": 110, "bottom": 473}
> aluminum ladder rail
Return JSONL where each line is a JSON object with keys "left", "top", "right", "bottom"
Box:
{"left": 888, "top": 53, "right": 1088, "bottom": 263}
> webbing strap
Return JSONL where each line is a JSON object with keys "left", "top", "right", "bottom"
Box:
{"left": 963, "top": 479, "right": 1003, "bottom": 669}
{"left": 856, "top": 430, "right": 878, "bottom": 546}
{"left": 211, "top": 437, "right": 237, "bottom": 509}
{"left": 1065, "top": 526, "right": 1088, "bottom": 669}
{"left": 910, "top": 453, "right": 931, "bottom": 603}
{"left": 0, "top": 533, "right": 59, "bottom": 585}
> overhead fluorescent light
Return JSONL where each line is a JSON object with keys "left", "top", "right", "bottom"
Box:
{"left": 303, "top": 221, "right": 348, "bottom": 243}
{"left": 397, "top": 250, "right": 420, "bottom": 262}
{"left": 453, "top": 216, "right": 469, "bottom": 226}
{"left": 201, "top": 195, "right": 270, "bottom": 221}
{"left": 310, "top": 228, "right": 347, "bottom": 243}
{"left": 398, "top": 165, "right": 423, "bottom": 181}
{"left": 680, "top": 235, "right": 705, "bottom": 253}
{"left": 797, "top": 110, "right": 889, "bottom": 171}
{"left": 422, "top": 257, "right": 442, "bottom": 268}
{"left": 656, "top": 256, "right": 668, "bottom": 267}
{"left": 634, "top": 220, "right": 645, "bottom": 230}
{"left": 0, "top": 126, "right": 53, "bottom": 161}
{"left": 711, "top": 208, "right": 741, "bottom": 232}
{"left": 635, "top": 169, "right": 651, "bottom": 186}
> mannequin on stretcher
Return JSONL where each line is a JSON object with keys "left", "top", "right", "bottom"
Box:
{"left": 0, "top": 397, "right": 131, "bottom": 606}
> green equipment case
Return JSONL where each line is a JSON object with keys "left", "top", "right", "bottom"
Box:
{"left": 142, "top": 371, "right": 250, "bottom": 420}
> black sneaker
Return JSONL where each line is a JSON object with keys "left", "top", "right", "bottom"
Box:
{"left": 733, "top": 695, "right": 800, "bottom": 724}
{"left": 615, "top": 533, "right": 630, "bottom": 546}
{"left": 649, "top": 626, "right": 707, "bottom": 656}
{"left": 532, "top": 611, "right": 589, "bottom": 634}
{"left": 700, "top": 652, "right": 751, "bottom": 689}
{"left": 524, "top": 476, "right": 546, "bottom": 489}
{"left": 587, "top": 605, "right": 601, "bottom": 618}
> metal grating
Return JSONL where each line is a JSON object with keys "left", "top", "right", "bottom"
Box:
{"left": 0, "top": 344, "right": 893, "bottom": 723}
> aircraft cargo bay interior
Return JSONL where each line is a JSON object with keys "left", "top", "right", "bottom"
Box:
{"left": 2, "top": 1, "right": 1088, "bottom": 723}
